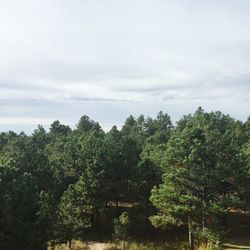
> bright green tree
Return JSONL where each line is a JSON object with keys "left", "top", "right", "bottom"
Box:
{"left": 113, "top": 212, "right": 130, "bottom": 249}
{"left": 150, "top": 109, "right": 244, "bottom": 249}
{"left": 57, "top": 176, "right": 93, "bottom": 248}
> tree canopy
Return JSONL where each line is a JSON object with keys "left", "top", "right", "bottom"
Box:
{"left": 0, "top": 109, "right": 249, "bottom": 249}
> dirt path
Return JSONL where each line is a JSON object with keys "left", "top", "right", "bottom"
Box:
{"left": 87, "top": 241, "right": 110, "bottom": 250}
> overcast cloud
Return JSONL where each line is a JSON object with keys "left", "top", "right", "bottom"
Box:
{"left": 0, "top": 0, "right": 250, "bottom": 132}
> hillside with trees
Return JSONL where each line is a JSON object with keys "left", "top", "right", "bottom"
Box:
{"left": 0, "top": 108, "right": 249, "bottom": 250}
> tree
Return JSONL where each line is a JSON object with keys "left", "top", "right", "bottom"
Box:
{"left": 46, "top": 130, "right": 106, "bottom": 232}
{"left": 0, "top": 130, "right": 54, "bottom": 250}
{"left": 57, "top": 176, "right": 93, "bottom": 248}
{"left": 45, "top": 133, "right": 80, "bottom": 200}
{"left": 145, "top": 111, "right": 173, "bottom": 144}
{"left": 136, "top": 143, "right": 166, "bottom": 214}
{"left": 104, "top": 126, "right": 124, "bottom": 211}
{"left": 76, "top": 115, "right": 102, "bottom": 134}
{"left": 113, "top": 212, "right": 130, "bottom": 249}
{"left": 0, "top": 110, "right": 248, "bottom": 249}
{"left": 150, "top": 125, "right": 205, "bottom": 250}
{"left": 135, "top": 111, "right": 172, "bottom": 216}
{"left": 49, "top": 120, "right": 71, "bottom": 137}
{"left": 0, "top": 166, "right": 49, "bottom": 250}
{"left": 150, "top": 109, "right": 243, "bottom": 249}
{"left": 120, "top": 116, "right": 141, "bottom": 200}
{"left": 29, "top": 126, "right": 52, "bottom": 192}
{"left": 240, "top": 140, "right": 250, "bottom": 212}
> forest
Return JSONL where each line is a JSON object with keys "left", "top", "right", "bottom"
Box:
{"left": 0, "top": 108, "right": 249, "bottom": 250}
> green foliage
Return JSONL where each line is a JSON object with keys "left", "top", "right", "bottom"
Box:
{"left": 113, "top": 212, "right": 130, "bottom": 248}
{"left": 49, "top": 120, "right": 71, "bottom": 137}
{"left": 76, "top": 115, "right": 102, "bottom": 134}
{"left": 195, "top": 227, "right": 223, "bottom": 250}
{"left": 0, "top": 169, "right": 48, "bottom": 250}
{"left": 150, "top": 108, "right": 246, "bottom": 249}
{"left": 0, "top": 110, "right": 248, "bottom": 249}
{"left": 57, "top": 176, "right": 93, "bottom": 243}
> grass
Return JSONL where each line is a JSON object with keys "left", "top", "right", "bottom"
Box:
{"left": 48, "top": 240, "right": 88, "bottom": 250}
{"left": 223, "top": 210, "right": 250, "bottom": 249}
{"left": 224, "top": 243, "right": 250, "bottom": 249}
{"left": 49, "top": 240, "right": 189, "bottom": 250}
{"left": 104, "top": 240, "right": 188, "bottom": 250}
{"left": 47, "top": 210, "right": 250, "bottom": 250}
{"left": 48, "top": 237, "right": 250, "bottom": 250}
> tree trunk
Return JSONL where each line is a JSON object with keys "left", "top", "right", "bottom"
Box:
{"left": 202, "top": 208, "right": 205, "bottom": 232}
{"left": 145, "top": 197, "right": 149, "bottom": 214}
{"left": 116, "top": 198, "right": 119, "bottom": 214}
{"left": 50, "top": 240, "right": 55, "bottom": 250}
{"left": 223, "top": 204, "right": 228, "bottom": 231}
{"left": 68, "top": 239, "right": 72, "bottom": 249}
{"left": 91, "top": 212, "right": 95, "bottom": 225}
{"left": 223, "top": 212, "right": 228, "bottom": 231}
{"left": 202, "top": 187, "right": 206, "bottom": 232}
{"left": 95, "top": 207, "right": 100, "bottom": 231}
{"left": 188, "top": 215, "right": 195, "bottom": 250}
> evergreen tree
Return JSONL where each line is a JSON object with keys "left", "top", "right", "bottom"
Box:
{"left": 57, "top": 176, "right": 93, "bottom": 248}
{"left": 150, "top": 109, "right": 244, "bottom": 249}
{"left": 113, "top": 212, "right": 130, "bottom": 249}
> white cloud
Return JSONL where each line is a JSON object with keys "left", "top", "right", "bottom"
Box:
{"left": 0, "top": 0, "right": 250, "bottom": 132}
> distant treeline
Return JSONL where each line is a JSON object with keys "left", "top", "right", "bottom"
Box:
{"left": 0, "top": 108, "right": 249, "bottom": 250}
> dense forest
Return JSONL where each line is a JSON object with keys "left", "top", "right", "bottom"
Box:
{"left": 0, "top": 108, "right": 249, "bottom": 250}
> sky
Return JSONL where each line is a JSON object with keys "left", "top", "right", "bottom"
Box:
{"left": 0, "top": 0, "right": 250, "bottom": 133}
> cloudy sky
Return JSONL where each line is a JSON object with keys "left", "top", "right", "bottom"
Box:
{"left": 0, "top": 0, "right": 250, "bottom": 132}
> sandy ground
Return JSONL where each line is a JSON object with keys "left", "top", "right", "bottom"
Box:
{"left": 87, "top": 241, "right": 110, "bottom": 250}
